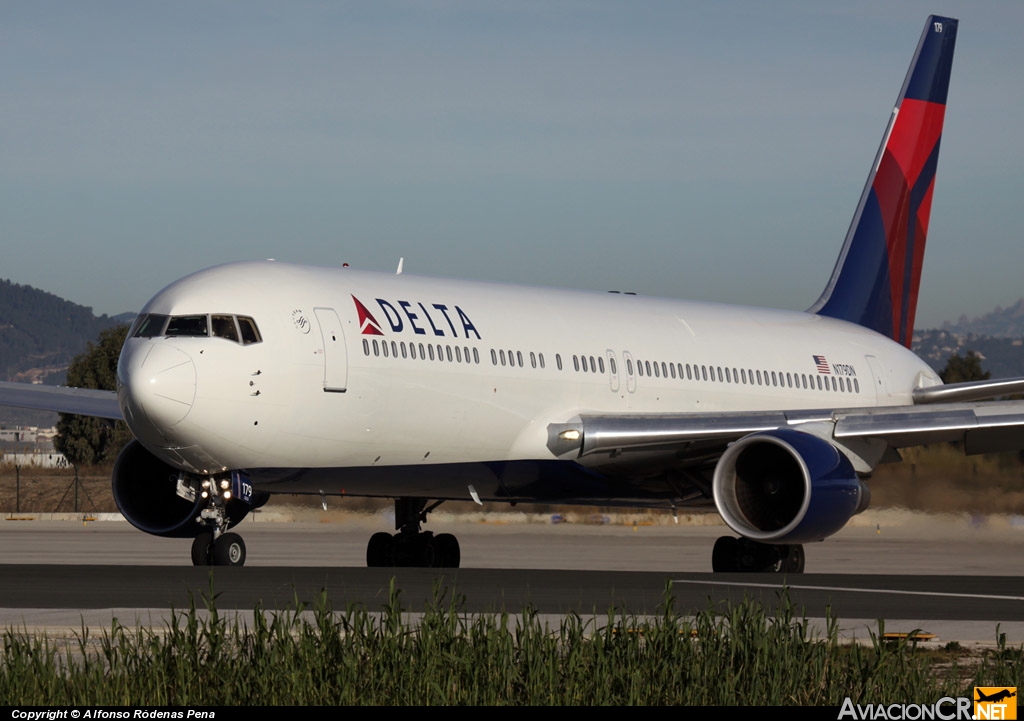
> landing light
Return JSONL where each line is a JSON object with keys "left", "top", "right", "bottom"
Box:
{"left": 559, "top": 429, "right": 581, "bottom": 441}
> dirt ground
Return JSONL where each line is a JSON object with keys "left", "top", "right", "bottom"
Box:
{"left": 0, "top": 469, "right": 117, "bottom": 514}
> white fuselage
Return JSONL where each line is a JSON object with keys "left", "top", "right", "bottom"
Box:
{"left": 116, "top": 261, "right": 938, "bottom": 498}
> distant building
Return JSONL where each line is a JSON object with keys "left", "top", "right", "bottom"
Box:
{"left": 0, "top": 426, "right": 68, "bottom": 467}
{"left": 0, "top": 427, "right": 37, "bottom": 443}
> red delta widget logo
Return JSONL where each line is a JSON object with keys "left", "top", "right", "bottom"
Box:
{"left": 352, "top": 295, "right": 481, "bottom": 340}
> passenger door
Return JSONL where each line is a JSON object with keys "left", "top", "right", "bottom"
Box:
{"left": 314, "top": 307, "right": 348, "bottom": 392}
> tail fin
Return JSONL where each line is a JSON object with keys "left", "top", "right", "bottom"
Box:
{"left": 808, "top": 16, "right": 958, "bottom": 348}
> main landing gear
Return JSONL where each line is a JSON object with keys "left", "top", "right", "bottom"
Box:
{"left": 366, "top": 497, "right": 461, "bottom": 568}
{"left": 711, "top": 536, "right": 805, "bottom": 573}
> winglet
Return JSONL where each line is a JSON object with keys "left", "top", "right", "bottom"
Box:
{"left": 808, "top": 16, "right": 958, "bottom": 348}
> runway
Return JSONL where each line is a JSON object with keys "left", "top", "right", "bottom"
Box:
{"left": 2, "top": 512, "right": 1023, "bottom": 644}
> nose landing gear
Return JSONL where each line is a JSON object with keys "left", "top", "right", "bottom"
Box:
{"left": 189, "top": 474, "right": 249, "bottom": 567}
{"left": 191, "top": 530, "right": 247, "bottom": 567}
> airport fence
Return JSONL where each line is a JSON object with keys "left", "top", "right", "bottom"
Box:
{"left": 0, "top": 462, "right": 114, "bottom": 514}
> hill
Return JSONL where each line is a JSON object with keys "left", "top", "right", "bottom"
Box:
{"left": 940, "top": 298, "right": 1024, "bottom": 338}
{"left": 913, "top": 330, "right": 1024, "bottom": 378}
{"left": 0, "top": 279, "right": 128, "bottom": 425}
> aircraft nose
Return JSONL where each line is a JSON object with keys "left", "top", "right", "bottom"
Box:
{"left": 118, "top": 342, "right": 197, "bottom": 437}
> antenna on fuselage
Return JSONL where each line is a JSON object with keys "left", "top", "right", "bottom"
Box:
{"left": 396, "top": 257, "right": 404, "bottom": 275}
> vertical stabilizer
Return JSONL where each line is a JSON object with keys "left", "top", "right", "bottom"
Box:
{"left": 808, "top": 16, "right": 957, "bottom": 348}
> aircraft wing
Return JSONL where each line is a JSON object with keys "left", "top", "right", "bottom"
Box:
{"left": 550, "top": 397, "right": 1024, "bottom": 463}
{"left": 0, "top": 381, "right": 122, "bottom": 420}
{"left": 831, "top": 401, "right": 1024, "bottom": 454}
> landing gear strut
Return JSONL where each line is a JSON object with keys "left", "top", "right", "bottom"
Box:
{"left": 711, "top": 536, "right": 804, "bottom": 573}
{"left": 366, "top": 497, "right": 461, "bottom": 568}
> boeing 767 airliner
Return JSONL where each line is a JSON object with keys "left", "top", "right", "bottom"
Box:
{"left": 3, "top": 15, "right": 1023, "bottom": 572}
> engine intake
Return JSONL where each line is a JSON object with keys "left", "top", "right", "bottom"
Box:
{"left": 712, "top": 429, "right": 868, "bottom": 544}
{"left": 112, "top": 440, "right": 250, "bottom": 538}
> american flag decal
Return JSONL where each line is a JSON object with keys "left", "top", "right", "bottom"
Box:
{"left": 813, "top": 355, "right": 831, "bottom": 374}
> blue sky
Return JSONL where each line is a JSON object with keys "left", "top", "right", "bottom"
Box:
{"left": 2, "top": 1, "right": 1022, "bottom": 328}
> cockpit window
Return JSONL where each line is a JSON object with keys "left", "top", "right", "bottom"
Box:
{"left": 237, "top": 316, "right": 261, "bottom": 345}
{"left": 211, "top": 315, "right": 239, "bottom": 342}
{"left": 134, "top": 314, "right": 169, "bottom": 338}
{"left": 132, "top": 313, "right": 261, "bottom": 345}
{"left": 166, "top": 315, "right": 209, "bottom": 337}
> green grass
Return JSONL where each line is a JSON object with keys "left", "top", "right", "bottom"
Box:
{"left": 2, "top": 582, "right": 1022, "bottom": 705}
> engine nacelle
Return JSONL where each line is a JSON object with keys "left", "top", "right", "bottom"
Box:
{"left": 112, "top": 440, "right": 251, "bottom": 538}
{"left": 712, "top": 429, "right": 869, "bottom": 544}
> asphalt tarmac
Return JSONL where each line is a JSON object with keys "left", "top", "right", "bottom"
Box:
{"left": 1, "top": 511, "right": 1023, "bottom": 644}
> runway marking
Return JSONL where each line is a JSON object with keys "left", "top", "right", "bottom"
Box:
{"left": 673, "top": 580, "right": 1024, "bottom": 603}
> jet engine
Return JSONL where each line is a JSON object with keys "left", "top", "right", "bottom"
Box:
{"left": 112, "top": 440, "right": 251, "bottom": 538}
{"left": 712, "top": 429, "right": 869, "bottom": 544}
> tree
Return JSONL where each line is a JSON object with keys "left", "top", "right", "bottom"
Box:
{"left": 938, "top": 351, "right": 990, "bottom": 384}
{"left": 54, "top": 323, "right": 134, "bottom": 467}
